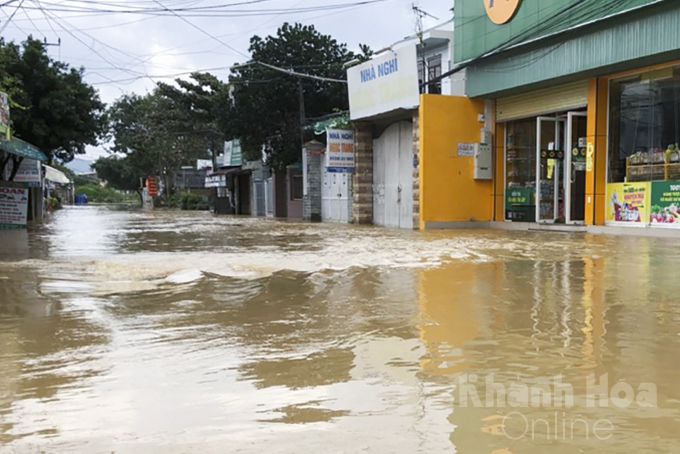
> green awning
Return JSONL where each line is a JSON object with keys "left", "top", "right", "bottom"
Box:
{"left": 0, "top": 137, "right": 48, "bottom": 162}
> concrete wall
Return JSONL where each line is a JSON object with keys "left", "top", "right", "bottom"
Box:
{"left": 419, "top": 95, "right": 493, "bottom": 229}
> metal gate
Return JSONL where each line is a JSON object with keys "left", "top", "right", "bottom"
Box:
{"left": 322, "top": 171, "right": 350, "bottom": 223}
{"left": 253, "top": 180, "right": 266, "bottom": 217}
{"left": 373, "top": 121, "right": 414, "bottom": 229}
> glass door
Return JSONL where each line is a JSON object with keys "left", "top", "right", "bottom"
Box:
{"left": 536, "top": 117, "right": 566, "bottom": 223}
{"left": 565, "top": 112, "right": 588, "bottom": 224}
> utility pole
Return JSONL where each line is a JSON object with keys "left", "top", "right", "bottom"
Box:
{"left": 412, "top": 4, "right": 439, "bottom": 93}
{"left": 43, "top": 37, "right": 61, "bottom": 60}
{"left": 298, "top": 79, "right": 306, "bottom": 148}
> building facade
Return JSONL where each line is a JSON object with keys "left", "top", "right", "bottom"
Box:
{"left": 348, "top": 20, "right": 483, "bottom": 230}
{"left": 453, "top": 0, "right": 680, "bottom": 232}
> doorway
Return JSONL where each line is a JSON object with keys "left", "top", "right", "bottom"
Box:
{"left": 322, "top": 171, "right": 350, "bottom": 223}
{"left": 535, "top": 112, "right": 587, "bottom": 224}
{"left": 373, "top": 121, "right": 414, "bottom": 229}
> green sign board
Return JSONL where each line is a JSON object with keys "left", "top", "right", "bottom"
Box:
{"left": 454, "top": 0, "right": 660, "bottom": 63}
{"left": 223, "top": 139, "right": 242, "bottom": 167}
{"left": 650, "top": 181, "right": 680, "bottom": 226}
{"left": 506, "top": 187, "right": 534, "bottom": 207}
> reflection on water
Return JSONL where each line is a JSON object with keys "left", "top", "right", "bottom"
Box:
{"left": 1, "top": 206, "right": 680, "bottom": 453}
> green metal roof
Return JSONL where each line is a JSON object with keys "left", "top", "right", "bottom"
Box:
{"left": 0, "top": 137, "right": 48, "bottom": 162}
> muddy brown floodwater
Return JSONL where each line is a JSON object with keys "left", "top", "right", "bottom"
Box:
{"left": 1, "top": 206, "right": 680, "bottom": 454}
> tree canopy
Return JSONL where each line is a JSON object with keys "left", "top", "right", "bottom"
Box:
{"left": 0, "top": 37, "right": 106, "bottom": 162}
{"left": 100, "top": 73, "right": 228, "bottom": 195}
{"left": 227, "top": 23, "right": 370, "bottom": 169}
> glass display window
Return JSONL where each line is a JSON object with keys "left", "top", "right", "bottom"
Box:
{"left": 505, "top": 118, "right": 537, "bottom": 221}
{"left": 609, "top": 67, "right": 680, "bottom": 184}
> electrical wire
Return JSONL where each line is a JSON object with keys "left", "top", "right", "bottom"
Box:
{"left": 0, "top": 0, "right": 26, "bottom": 34}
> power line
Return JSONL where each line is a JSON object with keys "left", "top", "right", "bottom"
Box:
{"left": 255, "top": 61, "right": 346, "bottom": 84}
{"left": 0, "top": 0, "right": 26, "bottom": 34}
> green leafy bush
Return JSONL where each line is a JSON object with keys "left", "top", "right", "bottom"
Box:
{"left": 75, "top": 184, "right": 138, "bottom": 204}
{"left": 166, "top": 193, "right": 210, "bottom": 211}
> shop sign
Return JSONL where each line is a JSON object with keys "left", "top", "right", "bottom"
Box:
{"left": 485, "top": 0, "right": 522, "bottom": 25}
{"left": 223, "top": 140, "right": 243, "bottom": 167}
{"left": 146, "top": 176, "right": 158, "bottom": 197}
{"left": 347, "top": 43, "right": 419, "bottom": 120}
{"left": 606, "top": 182, "right": 651, "bottom": 224}
{"left": 0, "top": 182, "right": 29, "bottom": 228}
{"left": 204, "top": 173, "right": 227, "bottom": 188}
{"left": 11, "top": 158, "right": 41, "bottom": 186}
{"left": 650, "top": 181, "right": 680, "bottom": 227}
{"left": 326, "top": 129, "right": 354, "bottom": 173}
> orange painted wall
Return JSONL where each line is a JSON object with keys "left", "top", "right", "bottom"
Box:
{"left": 419, "top": 95, "right": 494, "bottom": 229}
{"left": 585, "top": 78, "right": 608, "bottom": 226}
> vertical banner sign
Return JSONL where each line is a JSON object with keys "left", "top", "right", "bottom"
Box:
{"left": 146, "top": 176, "right": 158, "bottom": 197}
{"left": 650, "top": 181, "right": 680, "bottom": 227}
{"left": 223, "top": 141, "right": 233, "bottom": 167}
{"left": 0, "top": 91, "right": 9, "bottom": 140}
{"left": 222, "top": 140, "right": 243, "bottom": 167}
{"left": 0, "top": 183, "right": 29, "bottom": 228}
{"left": 606, "top": 182, "right": 651, "bottom": 224}
{"left": 326, "top": 129, "right": 354, "bottom": 173}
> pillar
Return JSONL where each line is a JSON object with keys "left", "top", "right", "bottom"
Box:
{"left": 585, "top": 78, "right": 609, "bottom": 226}
{"left": 352, "top": 121, "right": 373, "bottom": 225}
{"left": 303, "top": 141, "right": 324, "bottom": 222}
{"left": 412, "top": 110, "right": 420, "bottom": 230}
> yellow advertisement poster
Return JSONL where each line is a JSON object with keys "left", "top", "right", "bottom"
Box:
{"left": 606, "top": 182, "right": 651, "bottom": 224}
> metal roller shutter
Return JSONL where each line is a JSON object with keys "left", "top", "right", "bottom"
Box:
{"left": 496, "top": 81, "right": 588, "bottom": 122}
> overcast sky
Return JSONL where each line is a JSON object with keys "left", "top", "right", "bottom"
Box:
{"left": 1, "top": 0, "right": 452, "bottom": 159}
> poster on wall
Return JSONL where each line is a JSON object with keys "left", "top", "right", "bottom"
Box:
{"left": 326, "top": 129, "right": 354, "bottom": 173}
{"left": 606, "top": 182, "right": 651, "bottom": 224}
{"left": 650, "top": 181, "right": 680, "bottom": 227}
{"left": 0, "top": 182, "right": 29, "bottom": 228}
{"left": 505, "top": 187, "right": 536, "bottom": 222}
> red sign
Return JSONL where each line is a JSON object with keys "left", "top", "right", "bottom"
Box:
{"left": 146, "top": 176, "right": 158, "bottom": 197}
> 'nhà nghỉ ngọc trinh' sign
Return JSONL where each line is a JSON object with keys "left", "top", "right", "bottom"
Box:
{"left": 326, "top": 129, "right": 354, "bottom": 173}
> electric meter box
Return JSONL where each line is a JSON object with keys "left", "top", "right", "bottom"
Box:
{"left": 474, "top": 143, "right": 492, "bottom": 180}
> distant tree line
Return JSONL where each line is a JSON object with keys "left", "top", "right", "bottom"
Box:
{"left": 0, "top": 24, "right": 371, "bottom": 198}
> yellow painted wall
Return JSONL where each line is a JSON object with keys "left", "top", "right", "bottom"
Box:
{"left": 419, "top": 95, "right": 494, "bottom": 229}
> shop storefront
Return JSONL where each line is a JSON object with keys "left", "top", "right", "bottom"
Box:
{"left": 606, "top": 65, "right": 680, "bottom": 229}
{"left": 497, "top": 81, "right": 590, "bottom": 225}
{"left": 453, "top": 0, "right": 680, "bottom": 234}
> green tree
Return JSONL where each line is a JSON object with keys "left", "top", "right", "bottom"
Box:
{"left": 0, "top": 37, "right": 106, "bottom": 162}
{"left": 106, "top": 74, "right": 226, "bottom": 198}
{"left": 228, "top": 23, "right": 370, "bottom": 169}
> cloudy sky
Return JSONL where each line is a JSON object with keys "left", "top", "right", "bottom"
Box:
{"left": 1, "top": 0, "right": 452, "bottom": 159}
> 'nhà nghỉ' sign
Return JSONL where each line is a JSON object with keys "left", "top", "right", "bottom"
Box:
{"left": 347, "top": 43, "right": 419, "bottom": 120}
{"left": 326, "top": 129, "right": 354, "bottom": 173}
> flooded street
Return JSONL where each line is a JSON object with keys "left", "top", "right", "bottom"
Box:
{"left": 1, "top": 207, "right": 680, "bottom": 453}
